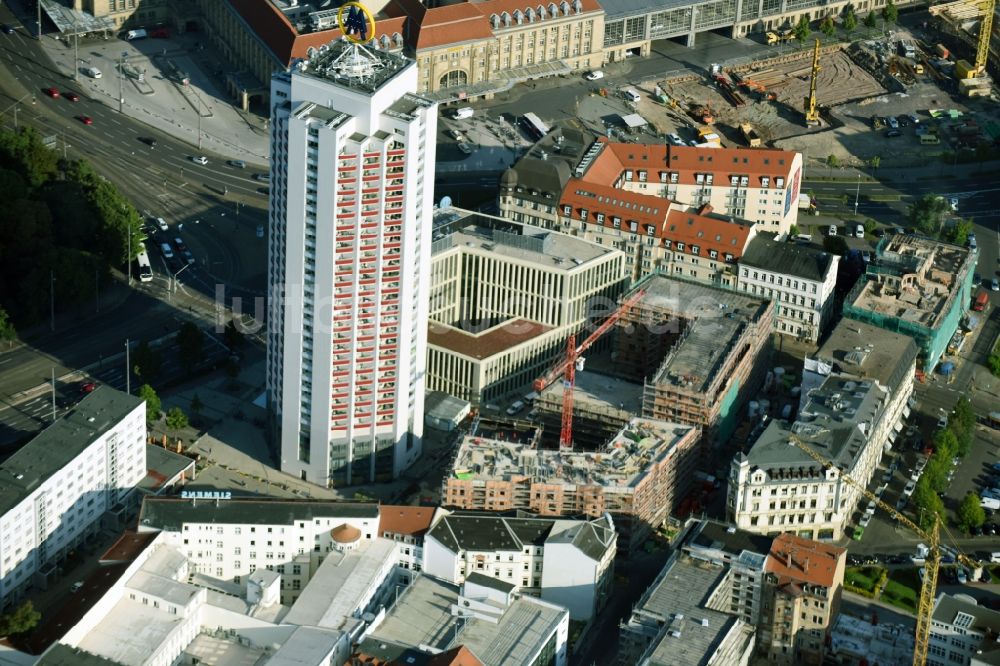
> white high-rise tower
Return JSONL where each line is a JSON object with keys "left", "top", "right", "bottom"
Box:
{"left": 266, "top": 37, "right": 436, "bottom": 486}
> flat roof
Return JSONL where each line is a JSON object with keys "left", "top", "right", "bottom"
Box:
{"left": 139, "top": 445, "right": 195, "bottom": 494}
{"left": 450, "top": 417, "right": 698, "bottom": 489}
{"left": 685, "top": 520, "right": 772, "bottom": 561}
{"left": 0, "top": 386, "right": 142, "bottom": 515}
{"left": 76, "top": 597, "right": 186, "bottom": 665}
{"left": 433, "top": 218, "right": 615, "bottom": 268}
{"left": 36, "top": 644, "right": 121, "bottom": 666}
{"left": 139, "top": 498, "right": 379, "bottom": 531}
{"left": 849, "top": 234, "right": 974, "bottom": 330}
{"left": 369, "top": 576, "right": 566, "bottom": 664}
{"left": 627, "top": 556, "right": 752, "bottom": 666}
{"left": 427, "top": 319, "right": 554, "bottom": 360}
{"left": 283, "top": 537, "right": 397, "bottom": 630}
{"left": 538, "top": 370, "right": 644, "bottom": 415}
{"left": 745, "top": 374, "right": 888, "bottom": 473}
{"left": 815, "top": 320, "right": 919, "bottom": 391}
{"left": 295, "top": 39, "right": 412, "bottom": 95}
{"left": 629, "top": 275, "right": 770, "bottom": 394}
{"left": 741, "top": 235, "right": 835, "bottom": 282}
{"left": 259, "top": 626, "right": 343, "bottom": 666}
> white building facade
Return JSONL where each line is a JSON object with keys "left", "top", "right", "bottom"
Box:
{"left": 137, "top": 498, "right": 380, "bottom": 605}
{"left": 266, "top": 40, "right": 437, "bottom": 486}
{"left": 421, "top": 513, "right": 616, "bottom": 620}
{"left": 0, "top": 387, "right": 146, "bottom": 610}
{"left": 736, "top": 236, "right": 839, "bottom": 344}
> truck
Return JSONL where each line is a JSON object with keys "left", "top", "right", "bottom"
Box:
{"left": 124, "top": 29, "right": 147, "bottom": 40}
{"left": 740, "top": 123, "right": 761, "bottom": 147}
{"left": 973, "top": 290, "right": 989, "bottom": 312}
{"left": 765, "top": 30, "right": 794, "bottom": 44}
{"left": 899, "top": 40, "right": 917, "bottom": 59}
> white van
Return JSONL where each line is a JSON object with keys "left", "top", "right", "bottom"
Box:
{"left": 85, "top": 66, "right": 102, "bottom": 79}
{"left": 855, "top": 223, "right": 865, "bottom": 239}
{"left": 452, "top": 107, "right": 474, "bottom": 120}
{"left": 624, "top": 88, "right": 641, "bottom": 103}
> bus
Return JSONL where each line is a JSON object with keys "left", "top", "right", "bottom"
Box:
{"left": 136, "top": 243, "right": 153, "bottom": 283}
{"left": 519, "top": 112, "right": 550, "bottom": 141}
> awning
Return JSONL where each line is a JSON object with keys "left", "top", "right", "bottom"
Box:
{"left": 621, "top": 113, "right": 648, "bottom": 129}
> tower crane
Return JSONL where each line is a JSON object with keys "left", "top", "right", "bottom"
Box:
{"left": 929, "top": 0, "right": 996, "bottom": 78}
{"left": 804, "top": 38, "right": 821, "bottom": 126}
{"left": 533, "top": 289, "right": 646, "bottom": 449}
{"left": 787, "top": 434, "right": 982, "bottom": 666}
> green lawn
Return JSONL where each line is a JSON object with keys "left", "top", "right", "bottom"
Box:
{"left": 845, "top": 566, "right": 882, "bottom": 593}
{"left": 883, "top": 568, "right": 921, "bottom": 614}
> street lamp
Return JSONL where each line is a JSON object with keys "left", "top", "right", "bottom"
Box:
{"left": 118, "top": 51, "right": 128, "bottom": 113}
{"left": 171, "top": 262, "right": 192, "bottom": 296}
{"left": 72, "top": 20, "right": 79, "bottom": 82}
{"left": 853, "top": 173, "right": 861, "bottom": 217}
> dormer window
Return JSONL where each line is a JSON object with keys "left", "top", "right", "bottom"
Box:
{"left": 624, "top": 170, "right": 633, "bottom": 181}
{"left": 706, "top": 174, "right": 714, "bottom": 185}
{"left": 612, "top": 216, "right": 621, "bottom": 229}
{"left": 670, "top": 172, "right": 679, "bottom": 183}
{"left": 776, "top": 177, "right": 785, "bottom": 188}
{"left": 691, "top": 245, "right": 700, "bottom": 255}
{"left": 638, "top": 170, "right": 647, "bottom": 182}
{"left": 761, "top": 176, "right": 770, "bottom": 188}
{"left": 629, "top": 221, "right": 638, "bottom": 232}
{"left": 646, "top": 225, "right": 656, "bottom": 236}
{"left": 563, "top": 205, "right": 572, "bottom": 216}
{"left": 580, "top": 209, "right": 588, "bottom": 220}
{"left": 596, "top": 212, "right": 605, "bottom": 223}
{"left": 696, "top": 174, "right": 704, "bottom": 184}
{"left": 676, "top": 242, "right": 685, "bottom": 252}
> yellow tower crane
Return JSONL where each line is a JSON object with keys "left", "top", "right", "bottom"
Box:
{"left": 787, "top": 435, "right": 983, "bottom": 666}
{"left": 804, "top": 38, "right": 821, "bottom": 126}
{"left": 929, "top": 0, "right": 997, "bottom": 77}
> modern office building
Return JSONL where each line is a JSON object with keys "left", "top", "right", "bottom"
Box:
{"left": 137, "top": 497, "right": 380, "bottom": 605}
{"left": 613, "top": 275, "right": 774, "bottom": 448}
{"left": 843, "top": 233, "right": 976, "bottom": 372}
{"left": 728, "top": 322, "right": 918, "bottom": 541}
{"left": 737, "top": 235, "right": 839, "bottom": 344}
{"left": 759, "top": 533, "right": 846, "bottom": 665}
{"left": 929, "top": 593, "right": 1000, "bottom": 666}
{"left": 427, "top": 208, "right": 626, "bottom": 404}
{"left": 266, "top": 39, "right": 436, "bottom": 486}
{"left": 0, "top": 387, "right": 146, "bottom": 611}
{"left": 422, "top": 512, "right": 616, "bottom": 620}
{"left": 443, "top": 418, "right": 700, "bottom": 552}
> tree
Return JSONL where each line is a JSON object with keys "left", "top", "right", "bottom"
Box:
{"left": 0, "top": 305, "right": 15, "bottom": 347}
{"left": 793, "top": 15, "right": 811, "bottom": 42}
{"left": 165, "top": 406, "right": 188, "bottom": 434}
{"left": 0, "top": 600, "right": 41, "bottom": 637}
{"left": 843, "top": 6, "right": 858, "bottom": 32}
{"left": 863, "top": 218, "right": 877, "bottom": 236}
{"left": 913, "top": 476, "right": 945, "bottom": 531}
{"left": 789, "top": 223, "right": 800, "bottom": 238}
{"left": 924, "top": 455, "right": 950, "bottom": 494}
{"left": 823, "top": 235, "right": 849, "bottom": 255}
{"left": 864, "top": 10, "right": 877, "bottom": 27}
{"left": 820, "top": 16, "right": 836, "bottom": 37}
{"left": 881, "top": 0, "right": 898, "bottom": 23}
{"left": 132, "top": 339, "right": 161, "bottom": 384}
{"left": 952, "top": 397, "right": 975, "bottom": 436}
{"left": 177, "top": 322, "right": 204, "bottom": 372}
{"left": 944, "top": 218, "right": 973, "bottom": 246}
{"left": 138, "top": 384, "right": 161, "bottom": 425}
{"left": 826, "top": 154, "right": 840, "bottom": 169}
{"left": 934, "top": 428, "right": 958, "bottom": 460}
{"left": 908, "top": 194, "right": 950, "bottom": 236}
{"left": 957, "top": 492, "right": 987, "bottom": 532}
{"left": 867, "top": 155, "right": 881, "bottom": 172}
{"left": 990, "top": 352, "right": 1000, "bottom": 377}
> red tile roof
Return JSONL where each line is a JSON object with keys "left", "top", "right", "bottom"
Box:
{"left": 379, "top": 505, "right": 437, "bottom": 538}
{"left": 582, "top": 138, "right": 798, "bottom": 189}
{"left": 427, "top": 646, "right": 485, "bottom": 666}
{"left": 99, "top": 530, "right": 159, "bottom": 564}
{"left": 766, "top": 533, "right": 846, "bottom": 588}
{"left": 559, "top": 180, "right": 754, "bottom": 260}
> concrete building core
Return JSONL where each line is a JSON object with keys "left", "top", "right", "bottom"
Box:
{"left": 613, "top": 274, "right": 774, "bottom": 449}
{"left": 843, "top": 234, "right": 976, "bottom": 372}
{"left": 443, "top": 417, "right": 700, "bottom": 552}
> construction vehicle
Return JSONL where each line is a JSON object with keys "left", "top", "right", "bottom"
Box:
{"left": 740, "top": 123, "right": 761, "bottom": 147}
{"left": 788, "top": 435, "right": 983, "bottom": 666}
{"left": 803, "top": 38, "right": 821, "bottom": 126}
{"left": 765, "top": 29, "right": 794, "bottom": 44}
{"left": 533, "top": 290, "right": 646, "bottom": 448}
{"left": 929, "top": 0, "right": 995, "bottom": 85}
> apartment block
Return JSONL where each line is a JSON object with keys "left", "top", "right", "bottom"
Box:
{"left": 0, "top": 386, "right": 146, "bottom": 610}
{"left": 613, "top": 274, "right": 774, "bottom": 448}
{"left": 760, "top": 534, "right": 846, "bottom": 665}
{"left": 266, "top": 39, "right": 436, "bottom": 486}
{"left": 728, "top": 321, "right": 918, "bottom": 540}
{"left": 427, "top": 208, "right": 626, "bottom": 404}
{"left": 136, "top": 497, "right": 380, "bottom": 605}
{"left": 422, "top": 512, "right": 616, "bottom": 620}
{"left": 443, "top": 418, "right": 699, "bottom": 552}
{"left": 737, "top": 235, "right": 839, "bottom": 344}
{"left": 844, "top": 233, "right": 976, "bottom": 372}
{"left": 377, "top": 504, "right": 441, "bottom": 584}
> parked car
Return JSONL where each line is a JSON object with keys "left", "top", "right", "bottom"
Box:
{"left": 860, "top": 513, "right": 872, "bottom": 528}
{"left": 886, "top": 129, "right": 902, "bottom": 138}
{"left": 70, "top": 581, "right": 84, "bottom": 593}
{"left": 585, "top": 70, "right": 604, "bottom": 81}
{"left": 192, "top": 156, "right": 208, "bottom": 165}
{"left": 887, "top": 116, "right": 899, "bottom": 129}
{"left": 156, "top": 217, "right": 168, "bottom": 232}
{"left": 992, "top": 278, "right": 999, "bottom": 292}
{"left": 904, "top": 481, "right": 916, "bottom": 496}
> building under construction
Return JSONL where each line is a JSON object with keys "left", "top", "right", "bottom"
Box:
{"left": 613, "top": 275, "right": 775, "bottom": 452}
{"left": 442, "top": 417, "right": 701, "bottom": 552}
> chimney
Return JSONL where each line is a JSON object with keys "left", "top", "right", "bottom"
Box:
{"left": 787, "top": 550, "right": 794, "bottom": 570}
{"left": 802, "top": 556, "right": 810, "bottom": 573}
{"left": 698, "top": 203, "right": 714, "bottom": 215}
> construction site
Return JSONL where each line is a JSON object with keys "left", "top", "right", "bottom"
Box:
{"left": 603, "top": 1, "right": 999, "bottom": 170}
{"left": 442, "top": 417, "right": 701, "bottom": 552}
